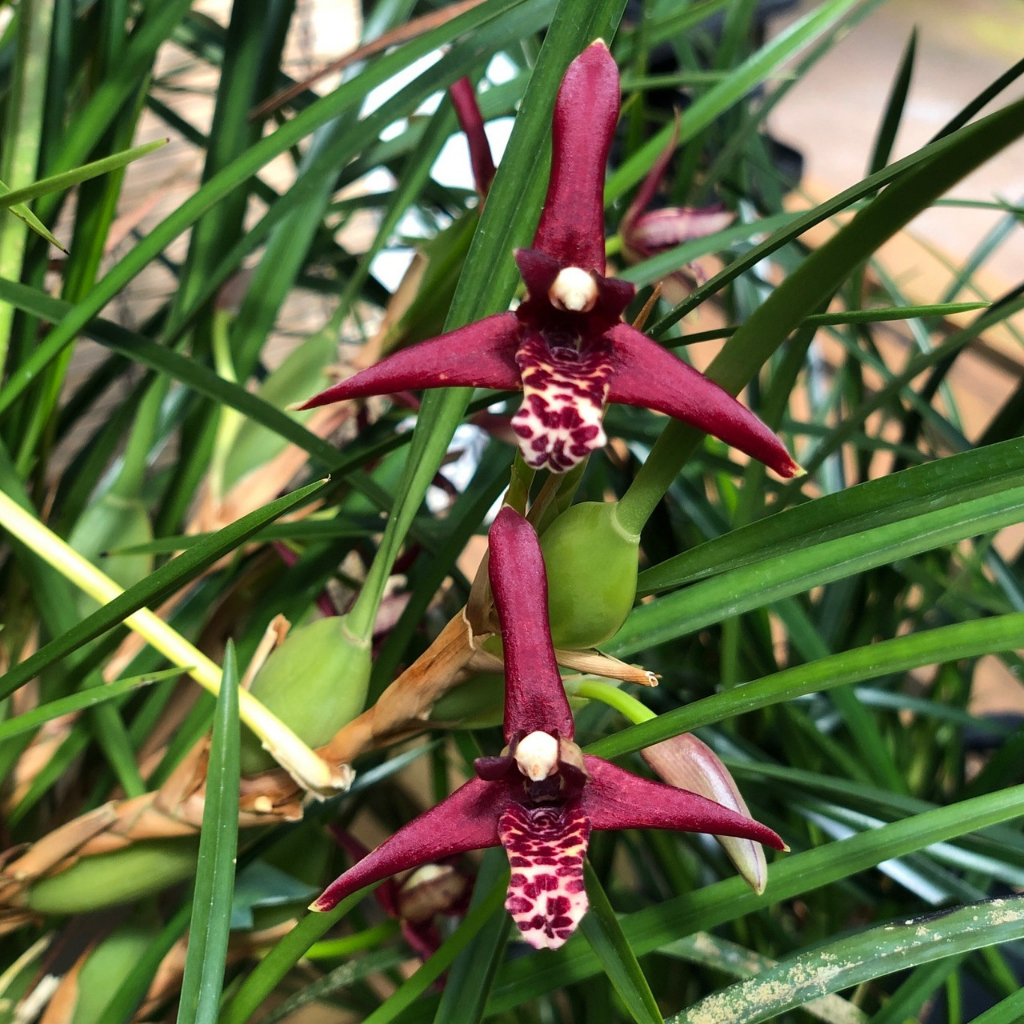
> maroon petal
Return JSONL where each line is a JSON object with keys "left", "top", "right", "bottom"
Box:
{"left": 311, "top": 777, "right": 514, "bottom": 911}
{"left": 581, "top": 755, "right": 785, "bottom": 850}
{"left": 450, "top": 77, "right": 496, "bottom": 197}
{"left": 488, "top": 508, "right": 575, "bottom": 741}
{"left": 606, "top": 323, "right": 801, "bottom": 478}
{"left": 296, "top": 313, "right": 521, "bottom": 411}
{"left": 499, "top": 801, "right": 591, "bottom": 949}
{"left": 532, "top": 41, "right": 619, "bottom": 272}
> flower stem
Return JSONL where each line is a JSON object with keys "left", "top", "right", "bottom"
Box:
{"left": 614, "top": 419, "right": 701, "bottom": 536}
{"left": 566, "top": 678, "right": 655, "bottom": 725}
{"left": 0, "top": 489, "right": 342, "bottom": 794}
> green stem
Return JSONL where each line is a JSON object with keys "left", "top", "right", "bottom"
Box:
{"left": 0, "top": 0, "right": 53, "bottom": 373}
{"left": 305, "top": 920, "right": 400, "bottom": 960}
{"left": 566, "top": 679, "right": 655, "bottom": 725}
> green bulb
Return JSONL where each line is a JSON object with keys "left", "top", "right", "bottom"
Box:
{"left": 540, "top": 502, "right": 639, "bottom": 649}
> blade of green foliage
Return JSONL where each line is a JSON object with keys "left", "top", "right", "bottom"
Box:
{"left": 0, "top": 177, "right": 63, "bottom": 250}
{"left": 661, "top": 933, "right": 867, "bottom": 1024}
{"left": 618, "top": 483, "right": 1024, "bottom": 654}
{"left": 219, "top": 895, "right": 365, "bottom": 1024}
{"left": 177, "top": 642, "right": 240, "bottom": 1024}
{"left": 0, "top": 668, "right": 179, "bottom": 741}
{"left": 0, "top": 139, "right": 166, "bottom": 211}
{"left": 433, "top": 849, "right": 512, "bottom": 1024}
{"left": 0, "top": 479, "right": 328, "bottom": 702}
{"left": 580, "top": 862, "right": 664, "bottom": 1024}
{"left": 971, "top": 989, "right": 1024, "bottom": 1024}
{"left": 102, "top": 903, "right": 191, "bottom": 1024}
{"left": 671, "top": 896, "right": 1024, "bottom": 1024}
{"left": 259, "top": 949, "right": 410, "bottom": 1024}
{"left": 868, "top": 29, "right": 917, "bottom": 175}
{"left": 591, "top": 612, "right": 1024, "bottom": 758}
{"left": 607, "top": 0, "right": 863, "bottom": 199}
{"left": 675, "top": 302, "right": 987, "bottom": 344}
{"left": 638, "top": 438, "right": 1024, "bottom": 593}
{"left": 0, "top": 0, "right": 53, "bottom": 368}
{"left": 487, "top": 786, "right": 1024, "bottom": 1007}
{"left": 362, "top": 877, "right": 509, "bottom": 1024}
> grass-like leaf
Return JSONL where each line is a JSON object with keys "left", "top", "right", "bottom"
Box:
{"left": 580, "top": 862, "right": 664, "bottom": 1024}
{"left": 0, "top": 478, "right": 328, "bottom": 702}
{"left": 671, "top": 895, "right": 1024, "bottom": 1024}
{"left": 0, "top": 667, "right": 180, "bottom": 742}
{"left": 176, "top": 642, "right": 240, "bottom": 1024}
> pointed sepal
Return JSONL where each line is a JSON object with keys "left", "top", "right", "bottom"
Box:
{"left": 606, "top": 323, "right": 801, "bottom": 478}
{"left": 297, "top": 313, "right": 521, "bottom": 411}
{"left": 532, "top": 41, "right": 619, "bottom": 272}
{"left": 488, "top": 508, "right": 575, "bottom": 741}
{"left": 311, "top": 777, "right": 512, "bottom": 911}
{"left": 581, "top": 755, "right": 785, "bottom": 850}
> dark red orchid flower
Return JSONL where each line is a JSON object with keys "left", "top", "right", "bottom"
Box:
{"left": 620, "top": 119, "right": 736, "bottom": 284}
{"left": 298, "top": 42, "right": 799, "bottom": 478}
{"left": 312, "top": 506, "right": 784, "bottom": 949}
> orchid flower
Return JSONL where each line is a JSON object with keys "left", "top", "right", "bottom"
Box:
{"left": 298, "top": 42, "right": 799, "bottom": 478}
{"left": 620, "top": 120, "right": 736, "bottom": 287}
{"left": 312, "top": 507, "right": 784, "bottom": 949}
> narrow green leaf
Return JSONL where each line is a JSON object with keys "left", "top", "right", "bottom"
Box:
{"left": 868, "top": 29, "right": 917, "bottom": 175}
{"left": 177, "top": 642, "right": 240, "bottom": 1024}
{"left": 0, "top": 478, "right": 329, "bottom": 702}
{"left": 661, "top": 933, "right": 867, "bottom": 1024}
{"left": 607, "top": 0, "right": 863, "bottom": 200}
{"left": 361, "top": 877, "right": 509, "bottom": 1024}
{"left": 0, "top": 668, "right": 179, "bottom": 742}
{"left": 433, "top": 849, "right": 512, "bottom": 1024}
{"left": 671, "top": 896, "right": 1024, "bottom": 1024}
{"left": 580, "top": 862, "right": 664, "bottom": 1024}
{"left": 0, "top": 177, "right": 64, "bottom": 250}
{"left": 618, "top": 483, "right": 1024, "bottom": 654}
{"left": 590, "top": 612, "right": 1024, "bottom": 759}
{"left": 0, "top": 139, "right": 166, "bottom": 211}
{"left": 638, "top": 438, "right": 1024, "bottom": 593}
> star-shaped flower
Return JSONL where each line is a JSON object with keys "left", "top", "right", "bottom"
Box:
{"left": 298, "top": 42, "right": 799, "bottom": 478}
{"left": 312, "top": 507, "right": 784, "bottom": 949}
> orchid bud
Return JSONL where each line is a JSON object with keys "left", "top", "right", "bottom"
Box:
{"left": 26, "top": 838, "right": 200, "bottom": 914}
{"left": 240, "top": 615, "right": 371, "bottom": 774}
{"left": 69, "top": 912, "right": 162, "bottom": 1024}
{"left": 220, "top": 326, "right": 338, "bottom": 492}
{"left": 540, "top": 502, "right": 639, "bottom": 649}
{"left": 642, "top": 734, "right": 768, "bottom": 894}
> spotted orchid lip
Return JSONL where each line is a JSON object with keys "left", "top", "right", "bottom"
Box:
{"left": 311, "top": 509, "right": 784, "bottom": 949}
{"left": 296, "top": 42, "right": 800, "bottom": 479}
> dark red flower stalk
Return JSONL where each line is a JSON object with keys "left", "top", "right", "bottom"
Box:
{"left": 297, "top": 42, "right": 799, "bottom": 478}
{"left": 449, "top": 77, "right": 496, "bottom": 198}
{"left": 312, "top": 507, "right": 783, "bottom": 949}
